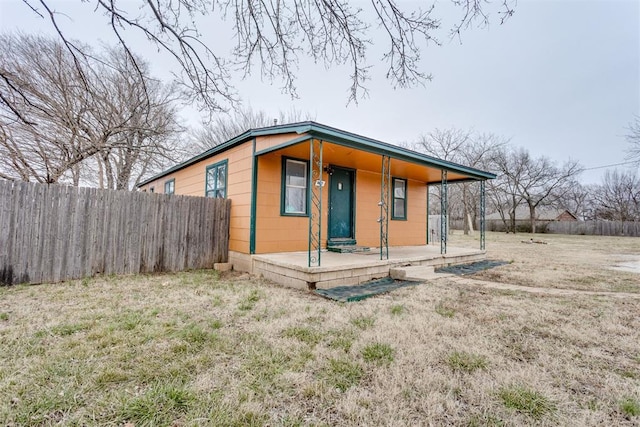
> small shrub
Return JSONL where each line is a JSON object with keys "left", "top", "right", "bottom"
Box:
{"left": 435, "top": 301, "right": 455, "bottom": 318}
{"left": 362, "top": 342, "right": 395, "bottom": 366}
{"left": 620, "top": 397, "right": 640, "bottom": 417}
{"left": 498, "top": 385, "right": 555, "bottom": 419}
{"left": 0, "top": 312, "right": 8, "bottom": 321}
{"left": 350, "top": 315, "right": 375, "bottom": 330}
{"left": 447, "top": 351, "right": 488, "bottom": 373}
{"left": 390, "top": 305, "right": 405, "bottom": 316}
{"left": 324, "top": 358, "right": 364, "bottom": 392}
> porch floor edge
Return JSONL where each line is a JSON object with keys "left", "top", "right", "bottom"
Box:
{"left": 251, "top": 245, "right": 486, "bottom": 291}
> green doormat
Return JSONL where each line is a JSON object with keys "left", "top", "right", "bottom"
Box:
{"left": 435, "top": 260, "right": 509, "bottom": 275}
{"left": 315, "top": 277, "right": 421, "bottom": 302}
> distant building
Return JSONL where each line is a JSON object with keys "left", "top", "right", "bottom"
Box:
{"left": 486, "top": 207, "right": 578, "bottom": 232}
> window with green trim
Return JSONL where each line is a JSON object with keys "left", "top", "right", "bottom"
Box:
{"left": 206, "top": 161, "right": 227, "bottom": 198}
{"left": 281, "top": 158, "right": 308, "bottom": 215}
{"left": 392, "top": 178, "right": 407, "bottom": 220}
{"left": 164, "top": 179, "right": 175, "bottom": 195}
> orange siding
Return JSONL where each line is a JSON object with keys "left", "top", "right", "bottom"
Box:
{"left": 139, "top": 135, "right": 433, "bottom": 255}
{"left": 355, "top": 171, "right": 427, "bottom": 247}
{"left": 254, "top": 149, "right": 330, "bottom": 254}
{"left": 255, "top": 151, "right": 427, "bottom": 254}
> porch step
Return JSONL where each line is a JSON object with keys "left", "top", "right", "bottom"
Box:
{"left": 327, "top": 238, "right": 357, "bottom": 246}
{"left": 327, "top": 245, "right": 371, "bottom": 253}
{"left": 390, "top": 266, "right": 440, "bottom": 281}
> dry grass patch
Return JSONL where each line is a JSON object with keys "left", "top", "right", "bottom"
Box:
{"left": 450, "top": 231, "right": 640, "bottom": 293}
{"left": 1, "top": 261, "right": 639, "bottom": 425}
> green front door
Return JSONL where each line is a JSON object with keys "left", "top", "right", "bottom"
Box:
{"left": 328, "top": 167, "right": 354, "bottom": 241}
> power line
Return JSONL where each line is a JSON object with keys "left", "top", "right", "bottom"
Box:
{"left": 582, "top": 160, "right": 638, "bottom": 171}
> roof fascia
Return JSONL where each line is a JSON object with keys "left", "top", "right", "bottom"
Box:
{"left": 305, "top": 128, "right": 496, "bottom": 180}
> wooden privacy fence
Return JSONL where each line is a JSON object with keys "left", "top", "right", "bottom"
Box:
{"left": 545, "top": 220, "right": 640, "bottom": 237}
{"left": 0, "top": 180, "right": 231, "bottom": 286}
{"left": 451, "top": 218, "right": 640, "bottom": 237}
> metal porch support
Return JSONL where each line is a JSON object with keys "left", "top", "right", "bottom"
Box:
{"left": 308, "top": 139, "right": 323, "bottom": 267}
{"left": 480, "top": 180, "right": 486, "bottom": 250}
{"left": 426, "top": 184, "right": 430, "bottom": 245}
{"left": 379, "top": 155, "right": 390, "bottom": 260}
{"left": 440, "top": 170, "right": 448, "bottom": 255}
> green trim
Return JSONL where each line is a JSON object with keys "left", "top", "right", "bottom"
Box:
{"left": 391, "top": 177, "right": 407, "bottom": 220}
{"left": 249, "top": 139, "right": 257, "bottom": 254}
{"left": 281, "top": 156, "right": 310, "bottom": 217}
{"left": 138, "top": 121, "right": 495, "bottom": 187}
{"left": 205, "top": 159, "right": 228, "bottom": 198}
{"left": 164, "top": 178, "right": 175, "bottom": 195}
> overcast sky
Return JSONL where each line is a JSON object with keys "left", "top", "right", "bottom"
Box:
{"left": 1, "top": 0, "right": 638, "bottom": 184}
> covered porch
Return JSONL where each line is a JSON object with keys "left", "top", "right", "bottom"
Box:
{"left": 252, "top": 244, "right": 486, "bottom": 291}
{"left": 246, "top": 122, "right": 494, "bottom": 289}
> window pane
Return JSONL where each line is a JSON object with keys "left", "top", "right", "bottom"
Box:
{"left": 206, "top": 168, "right": 216, "bottom": 192}
{"left": 394, "top": 179, "right": 405, "bottom": 198}
{"left": 394, "top": 199, "right": 405, "bottom": 218}
{"left": 285, "top": 187, "right": 306, "bottom": 213}
{"left": 287, "top": 161, "right": 306, "bottom": 187}
{"left": 217, "top": 165, "right": 226, "bottom": 189}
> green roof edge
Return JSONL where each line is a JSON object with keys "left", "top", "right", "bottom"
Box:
{"left": 137, "top": 121, "right": 496, "bottom": 187}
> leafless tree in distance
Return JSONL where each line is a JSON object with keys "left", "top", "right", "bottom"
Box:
{"left": 491, "top": 146, "right": 582, "bottom": 233}
{"left": 189, "top": 106, "right": 315, "bottom": 153}
{"left": 413, "top": 128, "right": 506, "bottom": 234}
{"left": 0, "top": 34, "right": 183, "bottom": 188}
{"left": 626, "top": 115, "right": 640, "bottom": 165}
{"left": 591, "top": 169, "right": 640, "bottom": 222}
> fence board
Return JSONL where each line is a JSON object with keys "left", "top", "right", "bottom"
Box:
{"left": 0, "top": 180, "right": 231, "bottom": 285}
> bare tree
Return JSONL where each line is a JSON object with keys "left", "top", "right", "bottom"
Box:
{"left": 626, "top": 115, "right": 640, "bottom": 164}
{"left": 0, "top": 34, "right": 183, "bottom": 188}
{"left": 3, "top": 1, "right": 516, "bottom": 121}
{"left": 491, "top": 146, "right": 582, "bottom": 233}
{"left": 189, "top": 106, "right": 314, "bottom": 152}
{"left": 591, "top": 169, "right": 640, "bottom": 222}
{"left": 555, "top": 180, "right": 590, "bottom": 220}
{"left": 490, "top": 146, "right": 527, "bottom": 233}
{"left": 413, "top": 129, "right": 505, "bottom": 234}
{"left": 517, "top": 155, "right": 582, "bottom": 233}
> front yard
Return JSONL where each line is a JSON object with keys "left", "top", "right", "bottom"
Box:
{"left": 0, "top": 233, "right": 639, "bottom": 425}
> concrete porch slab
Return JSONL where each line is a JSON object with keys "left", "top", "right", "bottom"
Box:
{"left": 251, "top": 244, "right": 486, "bottom": 290}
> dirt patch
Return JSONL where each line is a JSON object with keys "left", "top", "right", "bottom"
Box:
{"left": 610, "top": 255, "right": 640, "bottom": 274}
{"left": 449, "top": 232, "right": 640, "bottom": 293}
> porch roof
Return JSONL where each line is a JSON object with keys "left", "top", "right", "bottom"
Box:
{"left": 137, "top": 121, "right": 495, "bottom": 187}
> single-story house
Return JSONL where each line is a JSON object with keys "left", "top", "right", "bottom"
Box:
{"left": 138, "top": 122, "right": 496, "bottom": 288}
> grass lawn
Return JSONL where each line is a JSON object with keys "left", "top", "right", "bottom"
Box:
{"left": 1, "top": 233, "right": 639, "bottom": 425}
